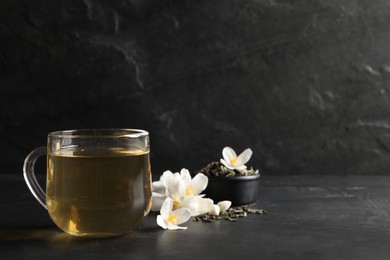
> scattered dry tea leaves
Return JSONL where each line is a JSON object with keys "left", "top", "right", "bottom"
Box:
{"left": 193, "top": 206, "right": 267, "bottom": 223}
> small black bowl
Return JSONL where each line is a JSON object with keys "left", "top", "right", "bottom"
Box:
{"left": 204, "top": 174, "right": 260, "bottom": 206}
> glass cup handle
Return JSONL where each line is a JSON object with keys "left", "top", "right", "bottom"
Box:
{"left": 23, "top": 147, "right": 47, "bottom": 209}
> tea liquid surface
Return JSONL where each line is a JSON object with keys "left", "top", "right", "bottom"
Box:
{"left": 46, "top": 148, "right": 151, "bottom": 237}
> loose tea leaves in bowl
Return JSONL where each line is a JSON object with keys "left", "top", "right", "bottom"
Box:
{"left": 198, "top": 161, "right": 261, "bottom": 206}
{"left": 199, "top": 161, "right": 259, "bottom": 177}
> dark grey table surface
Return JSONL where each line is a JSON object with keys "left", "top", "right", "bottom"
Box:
{"left": 1, "top": 174, "right": 390, "bottom": 260}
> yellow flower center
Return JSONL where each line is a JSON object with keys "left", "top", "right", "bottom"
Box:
{"left": 167, "top": 213, "right": 177, "bottom": 225}
{"left": 173, "top": 198, "right": 181, "bottom": 210}
{"left": 230, "top": 157, "right": 238, "bottom": 165}
{"left": 186, "top": 186, "right": 195, "bottom": 196}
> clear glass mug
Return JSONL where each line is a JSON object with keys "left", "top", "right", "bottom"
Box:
{"left": 23, "top": 129, "right": 152, "bottom": 238}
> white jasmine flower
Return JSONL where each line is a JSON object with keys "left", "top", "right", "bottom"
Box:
{"left": 151, "top": 170, "right": 182, "bottom": 211}
{"left": 220, "top": 146, "right": 253, "bottom": 170}
{"left": 179, "top": 169, "right": 208, "bottom": 197}
{"left": 157, "top": 198, "right": 191, "bottom": 230}
{"left": 152, "top": 168, "right": 209, "bottom": 216}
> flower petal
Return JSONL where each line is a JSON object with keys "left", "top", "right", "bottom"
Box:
{"left": 166, "top": 175, "right": 186, "bottom": 198}
{"left": 172, "top": 207, "right": 192, "bottom": 225}
{"left": 166, "top": 223, "right": 188, "bottom": 230}
{"left": 157, "top": 215, "right": 167, "bottom": 229}
{"left": 190, "top": 173, "right": 208, "bottom": 195}
{"left": 180, "top": 168, "right": 191, "bottom": 189}
{"left": 151, "top": 193, "right": 166, "bottom": 211}
{"left": 183, "top": 196, "right": 214, "bottom": 216}
{"left": 180, "top": 195, "right": 198, "bottom": 215}
{"left": 237, "top": 148, "right": 253, "bottom": 165}
{"left": 235, "top": 164, "right": 247, "bottom": 170}
{"left": 222, "top": 147, "right": 237, "bottom": 162}
{"left": 197, "top": 198, "right": 214, "bottom": 215}
{"left": 152, "top": 180, "right": 166, "bottom": 194}
{"left": 220, "top": 159, "right": 235, "bottom": 169}
{"left": 180, "top": 168, "right": 192, "bottom": 186}
{"left": 209, "top": 204, "right": 220, "bottom": 216}
{"left": 199, "top": 197, "right": 214, "bottom": 214}
{"left": 172, "top": 172, "right": 181, "bottom": 180}
{"left": 160, "top": 198, "right": 173, "bottom": 218}
{"left": 217, "top": 201, "right": 232, "bottom": 212}
{"left": 162, "top": 170, "right": 174, "bottom": 178}
{"left": 180, "top": 196, "right": 197, "bottom": 216}
{"left": 161, "top": 171, "right": 176, "bottom": 196}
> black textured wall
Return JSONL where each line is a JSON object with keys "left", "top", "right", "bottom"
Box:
{"left": 1, "top": 0, "right": 390, "bottom": 175}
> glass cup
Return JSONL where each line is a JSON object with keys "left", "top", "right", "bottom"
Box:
{"left": 23, "top": 129, "right": 152, "bottom": 238}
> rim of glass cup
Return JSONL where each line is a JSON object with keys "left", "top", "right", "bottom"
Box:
{"left": 48, "top": 129, "right": 149, "bottom": 139}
